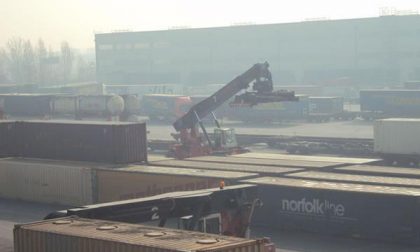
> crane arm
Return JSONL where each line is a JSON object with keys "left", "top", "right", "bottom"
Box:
{"left": 174, "top": 62, "right": 289, "bottom": 131}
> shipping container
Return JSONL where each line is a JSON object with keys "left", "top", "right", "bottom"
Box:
{"left": 335, "top": 165, "right": 420, "bottom": 179}
{"left": 0, "top": 158, "right": 95, "bottom": 206}
{"left": 225, "top": 95, "right": 309, "bottom": 122}
{"left": 150, "top": 159, "right": 302, "bottom": 176}
{"left": 308, "top": 96, "right": 344, "bottom": 115}
{"left": 242, "top": 176, "right": 420, "bottom": 244}
{"left": 0, "top": 121, "right": 18, "bottom": 157}
{"left": 78, "top": 94, "right": 125, "bottom": 116}
{"left": 234, "top": 152, "right": 379, "bottom": 165}
{"left": 95, "top": 166, "right": 257, "bottom": 202}
{"left": 404, "top": 81, "right": 420, "bottom": 89}
{"left": 19, "top": 120, "right": 147, "bottom": 163}
{"left": 0, "top": 94, "right": 53, "bottom": 117}
{"left": 0, "top": 83, "right": 17, "bottom": 93}
{"left": 274, "top": 85, "right": 324, "bottom": 96}
{"left": 140, "top": 94, "right": 192, "bottom": 121}
{"left": 360, "top": 90, "right": 420, "bottom": 117}
{"left": 188, "top": 155, "right": 345, "bottom": 169}
{"left": 286, "top": 171, "right": 420, "bottom": 188}
{"left": 105, "top": 83, "right": 184, "bottom": 95}
{"left": 51, "top": 95, "right": 79, "bottom": 116}
{"left": 14, "top": 217, "right": 266, "bottom": 252}
{"left": 374, "top": 118, "right": 420, "bottom": 161}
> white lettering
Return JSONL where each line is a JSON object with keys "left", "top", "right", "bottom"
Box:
{"left": 281, "top": 198, "right": 345, "bottom": 217}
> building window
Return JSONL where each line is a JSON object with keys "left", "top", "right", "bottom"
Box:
{"left": 134, "top": 43, "right": 150, "bottom": 49}
{"left": 116, "top": 43, "right": 132, "bottom": 50}
{"left": 153, "top": 42, "right": 170, "bottom": 48}
{"left": 98, "top": 44, "right": 113, "bottom": 50}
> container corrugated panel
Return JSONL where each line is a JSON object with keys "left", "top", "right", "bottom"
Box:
{"left": 150, "top": 159, "right": 302, "bottom": 175}
{"left": 287, "top": 171, "right": 420, "bottom": 188}
{"left": 374, "top": 118, "right": 420, "bottom": 156}
{"left": 188, "top": 155, "right": 343, "bottom": 168}
{"left": 335, "top": 165, "right": 420, "bottom": 178}
{"left": 242, "top": 176, "right": 420, "bottom": 244}
{"left": 19, "top": 120, "right": 147, "bottom": 163}
{"left": 0, "top": 121, "right": 18, "bottom": 157}
{"left": 14, "top": 217, "right": 265, "bottom": 252}
{"left": 308, "top": 96, "right": 344, "bottom": 114}
{"left": 96, "top": 166, "right": 257, "bottom": 202}
{"left": 1, "top": 94, "right": 52, "bottom": 116}
{"left": 234, "top": 152, "right": 379, "bottom": 164}
{"left": 113, "top": 122, "right": 148, "bottom": 163}
{"left": 0, "top": 158, "right": 94, "bottom": 206}
{"left": 360, "top": 90, "right": 420, "bottom": 116}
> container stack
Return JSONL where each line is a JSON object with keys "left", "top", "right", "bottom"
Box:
{"left": 146, "top": 152, "right": 420, "bottom": 244}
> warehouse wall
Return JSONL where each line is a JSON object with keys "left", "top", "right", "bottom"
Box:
{"left": 95, "top": 15, "right": 420, "bottom": 87}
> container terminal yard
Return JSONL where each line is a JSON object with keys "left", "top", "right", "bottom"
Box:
{"left": 2, "top": 9, "right": 420, "bottom": 252}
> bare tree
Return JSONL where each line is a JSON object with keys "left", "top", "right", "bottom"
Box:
{"left": 6, "top": 37, "right": 25, "bottom": 83}
{"left": 60, "top": 41, "right": 74, "bottom": 83}
{"left": 21, "top": 39, "right": 36, "bottom": 84}
{"left": 0, "top": 48, "right": 9, "bottom": 83}
{"left": 36, "top": 39, "right": 48, "bottom": 85}
{"left": 76, "top": 55, "right": 96, "bottom": 82}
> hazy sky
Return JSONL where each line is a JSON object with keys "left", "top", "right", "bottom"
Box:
{"left": 1, "top": 0, "right": 420, "bottom": 49}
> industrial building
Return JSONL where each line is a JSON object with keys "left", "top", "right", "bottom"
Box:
{"left": 96, "top": 15, "right": 420, "bottom": 87}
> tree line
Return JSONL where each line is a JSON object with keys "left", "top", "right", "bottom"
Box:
{"left": 0, "top": 37, "right": 95, "bottom": 86}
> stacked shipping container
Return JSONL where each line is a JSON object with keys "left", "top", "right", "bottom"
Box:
{"left": 0, "top": 120, "right": 148, "bottom": 163}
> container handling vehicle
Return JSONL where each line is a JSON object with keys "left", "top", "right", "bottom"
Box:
{"left": 44, "top": 184, "right": 275, "bottom": 250}
{"left": 170, "top": 62, "right": 298, "bottom": 159}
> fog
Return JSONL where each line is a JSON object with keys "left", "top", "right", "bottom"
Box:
{"left": 1, "top": 0, "right": 420, "bottom": 49}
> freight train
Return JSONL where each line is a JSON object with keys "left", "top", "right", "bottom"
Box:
{"left": 224, "top": 95, "right": 356, "bottom": 123}
{"left": 0, "top": 94, "right": 139, "bottom": 120}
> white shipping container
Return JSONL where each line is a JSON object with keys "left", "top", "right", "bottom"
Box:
{"left": 105, "top": 84, "right": 184, "bottom": 96}
{"left": 0, "top": 158, "right": 94, "bottom": 206}
{"left": 374, "top": 118, "right": 420, "bottom": 155}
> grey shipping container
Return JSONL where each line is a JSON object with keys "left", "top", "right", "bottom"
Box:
{"left": 335, "top": 165, "right": 420, "bottom": 179}
{"left": 0, "top": 94, "right": 53, "bottom": 116}
{"left": 308, "top": 96, "right": 344, "bottom": 115}
{"left": 286, "top": 171, "right": 420, "bottom": 188}
{"left": 18, "top": 120, "right": 147, "bottom": 163}
{"left": 14, "top": 217, "right": 267, "bottom": 252}
{"left": 242, "top": 176, "right": 420, "bottom": 244}
{"left": 404, "top": 81, "right": 420, "bottom": 89}
{"left": 360, "top": 90, "right": 420, "bottom": 116}
{"left": 0, "top": 121, "right": 18, "bottom": 157}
